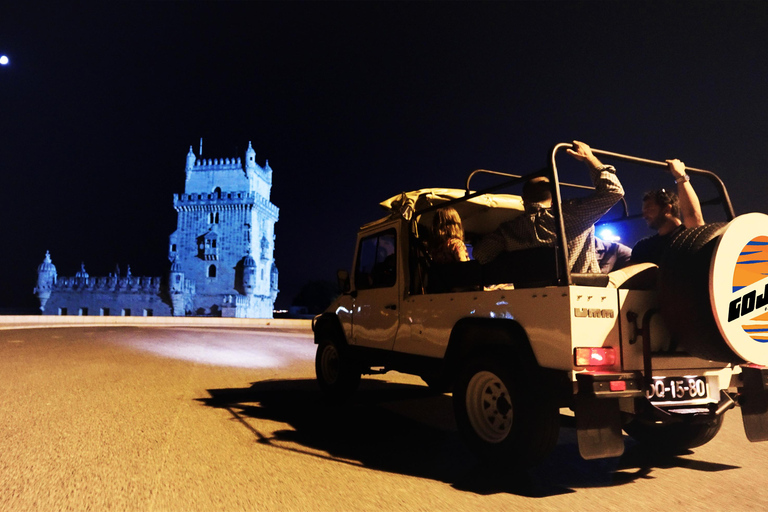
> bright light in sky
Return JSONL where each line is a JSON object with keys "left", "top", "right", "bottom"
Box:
{"left": 599, "top": 227, "right": 621, "bottom": 242}
{"left": 0, "top": 55, "right": 9, "bottom": 66}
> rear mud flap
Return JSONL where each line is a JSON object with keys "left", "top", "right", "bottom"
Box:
{"left": 739, "top": 366, "right": 768, "bottom": 442}
{"left": 574, "top": 395, "right": 625, "bottom": 459}
{"left": 573, "top": 372, "right": 643, "bottom": 459}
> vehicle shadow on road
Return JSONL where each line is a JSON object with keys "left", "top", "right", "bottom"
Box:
{"left": 525, "top": 417, "right": 740, "bottom": 492}
{"left": 198, "top": 378, "right": 739, "bottom": 497}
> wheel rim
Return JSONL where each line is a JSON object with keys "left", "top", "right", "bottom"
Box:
{"left": 465, "top": 370, "right": 513, "bottom": 443}
{"left": 320, "top": 344, "right": 340, "bottom": 385}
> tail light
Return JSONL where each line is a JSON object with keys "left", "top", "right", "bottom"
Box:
{"left": 574, "top": 347, "right": 616, "bottom": 367}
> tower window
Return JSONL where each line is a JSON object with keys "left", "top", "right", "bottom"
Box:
{"left": 208, "top": 212, "right": 219, "bottom": 224}
{"left": 208, "top": 265, "right": 217, "bottom": 278}
{"left": 197, "top": 233, "right": 219, "bottom": 260}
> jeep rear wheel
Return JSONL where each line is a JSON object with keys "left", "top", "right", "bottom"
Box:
{"left": 624, "top": 414, "right": 724, "bottom": 453}
{"left": 453, "top": 355, "right": 559, "bottom": 468}
{"left": 315, "top": 339, "right": 361, "bottom": 401}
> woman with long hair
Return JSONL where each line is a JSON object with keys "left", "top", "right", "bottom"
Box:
{"left": 431, "top": 207, "right": 469, "bottom": 263}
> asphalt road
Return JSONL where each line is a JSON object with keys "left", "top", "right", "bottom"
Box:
{"left": 1, "top": 324, "right": 767, "bottom": 512}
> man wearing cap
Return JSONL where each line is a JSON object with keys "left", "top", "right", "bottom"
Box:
{"left": 473, "top": 140, "right": 624, "bottom": 274}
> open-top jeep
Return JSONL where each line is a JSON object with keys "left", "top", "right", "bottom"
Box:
{"left": 312, "top": 143, "right": 768, "bottom": 467}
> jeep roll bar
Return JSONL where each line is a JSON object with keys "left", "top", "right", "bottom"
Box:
{"left": 586, "top": 146, "right": 736, "bottom": 221}
{"left": 549, "top": 143, "right": 737, "bottom": 285}
{"left": 463, "top": 146, "right": 736, "bottom": 223}
{"left": 416, "top": 143, "right": 737, "bottom": 287}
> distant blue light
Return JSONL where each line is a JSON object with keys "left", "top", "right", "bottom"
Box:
{"left": 598, "top": 227, "right": 620, "bottom": 242}
{"left": 0, "top": 55, "right": 9, "bottom": 66}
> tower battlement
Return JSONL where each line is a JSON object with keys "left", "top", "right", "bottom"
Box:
{"left": 191, "top": 157, "right": 243, "bottom": 170}
{"left": 172, "top": 192, "right": 280, "bottom": 217}
{"left": 53, "top": 274, "right": 163, "bottom": 293}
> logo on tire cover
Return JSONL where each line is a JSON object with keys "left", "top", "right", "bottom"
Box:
{"left": 728, "top": 235, "right": 768, "bottom": 342}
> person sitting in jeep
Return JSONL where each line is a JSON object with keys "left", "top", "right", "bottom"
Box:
{"left": 631, "top": 159, "right": 706, "bottom": 265}
{"left": 473, "top": 140, "right": 624, "bottom": 273}
{"left": 430, "top": 207, "right": 470, "bottom": 264}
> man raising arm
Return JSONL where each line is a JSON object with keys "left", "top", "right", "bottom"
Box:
{"left": 473, "top": 140, "right": 624, "bottom": 274}
{"left": 631, "top": 159, "right": 705, "bottom": 265}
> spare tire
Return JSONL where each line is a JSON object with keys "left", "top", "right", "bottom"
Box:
{"left": 658, "top": 223, "right": 733, "bottom": 362}
{"left": 659, "top": 213, "right": 768, "bottom": 365}
{"left": 708, "top": 213, "right": 768, "bottom": 365}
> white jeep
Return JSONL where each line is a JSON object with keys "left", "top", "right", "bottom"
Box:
{"left": 312, "top": 143, "right": 768, "bottom": 467}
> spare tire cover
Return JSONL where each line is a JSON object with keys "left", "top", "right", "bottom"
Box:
{"left": 710, "top": 213, "right": 768, "bottom": 365}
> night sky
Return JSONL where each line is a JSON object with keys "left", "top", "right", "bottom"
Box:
{"left": 2, "top": 1, "right": 768, "bottom": 311}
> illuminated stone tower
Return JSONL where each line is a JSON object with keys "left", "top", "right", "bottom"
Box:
{"left": 168, "top": 141, "right": 279, "bottom": 317}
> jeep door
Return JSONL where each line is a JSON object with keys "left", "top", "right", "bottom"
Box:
{"left": 350, "top": 226, "right": 400, "bottom": 350}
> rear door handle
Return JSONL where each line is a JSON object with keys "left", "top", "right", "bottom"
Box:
{"left": 384, "top": 304, "right": 397, "bottom": 310}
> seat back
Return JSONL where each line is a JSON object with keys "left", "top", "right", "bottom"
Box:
{"left": 427, "top": 260, "right": 482, "bottom": 293}
{"left": 481, "top": 247, "right": 559, "bottom": 288}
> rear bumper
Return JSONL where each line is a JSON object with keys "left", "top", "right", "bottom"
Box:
{"left": 575, "top": 371, "right": 644, "bottom": 399}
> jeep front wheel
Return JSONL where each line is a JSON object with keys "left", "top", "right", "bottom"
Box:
{"left": 315, "top": 339, "right": 361, "bottom": 401}
{"left": 453, "top": 355, "right": 559, "bottom": 468}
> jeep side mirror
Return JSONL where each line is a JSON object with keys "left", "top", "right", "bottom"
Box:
{"left": 337, "top": 269, "right": 351, "bottom": 294}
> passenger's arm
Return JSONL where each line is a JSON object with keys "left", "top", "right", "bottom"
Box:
{"left": 668, "top": 159, "right": 705, "bottom": 228}
{"left": 564, "top": 141, "right": 624, "bottom": 230}
{"left": 567, "top": 140, "right": 604, "bottom": 169}
{"left": 451, "top": 239, "right": 470, "bottom": 262}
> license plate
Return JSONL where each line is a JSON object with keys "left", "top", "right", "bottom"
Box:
{"left": 645, "top": 376, "right": 708, "bottom": 402}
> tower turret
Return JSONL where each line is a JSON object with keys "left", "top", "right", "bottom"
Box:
{"left": 270, "top": 263, "right": 279, "bottom": 303}
{"left": 186, "top": 146, "right": 196, "bottom": 172}
{"left": 169, "top": 259, "right": 186, "bottom": 316}
{"left": 34, "top": 251, "right": 57, "bottom": 312}
{"left": 242, "top": 254, "right": 257, "bottom": 295}
{"left": 75, "top": 263, "right": 89, "bottom": 287}
{"left": 245, "top": 141, "right": 257, "bottom": 176}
